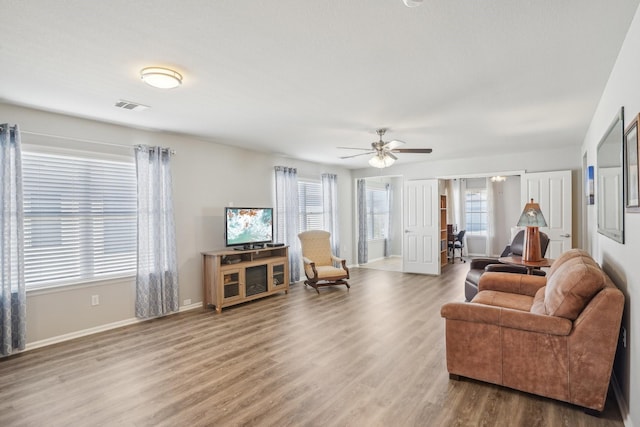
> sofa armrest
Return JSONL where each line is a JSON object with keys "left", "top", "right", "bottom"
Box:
{"left": 484, "top": 264, "right": 547, "bottom": 277}
{"left": 469, "top": 257, "right": 500, "bottom": 270}
{"left": 441, "top": 302, "right": 572, "bottom": 336}
{"left": 478, "top": 272, "right": 546, "bottom": 297}
{"left": 331, "top": 255, "right": 345, "bottom": 264}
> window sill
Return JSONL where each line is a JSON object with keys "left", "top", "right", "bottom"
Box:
{"left": 26, "top": 273, "right": 136, "bottom": 296}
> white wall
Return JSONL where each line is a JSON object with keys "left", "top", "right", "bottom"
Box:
{"left": 1, "top": 103, "right": 353, "bottom": 345}
{"left": 581, "top": 5, "right": 640, "bottom": 425}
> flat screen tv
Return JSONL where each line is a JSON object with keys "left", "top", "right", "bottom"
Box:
{"left": 225, "top": 207, "right": 274, "bottom": 248}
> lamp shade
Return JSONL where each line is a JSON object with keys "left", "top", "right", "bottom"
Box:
{"left": 369, "top": 154, "right": 395, "bottom": 168}
{"left": 517, "top": 199, "right": 547, "bottom": 262}
{"left": 517, "top": 199, "right": 547, "bottom": 227}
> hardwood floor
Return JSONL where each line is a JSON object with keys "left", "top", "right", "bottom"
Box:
{"left": 0, "top": 264, "right": 623, "bottom": 426}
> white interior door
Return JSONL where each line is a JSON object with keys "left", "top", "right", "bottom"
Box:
{"left": 521, "top": 170, "right": 572, "bottom": 259}
{"left": 403, "top": 179, "right": 440, "bottom": 275}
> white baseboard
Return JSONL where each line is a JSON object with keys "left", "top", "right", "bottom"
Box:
{"left": 612, "top": 375, "right": 634, "bottom": 427}
{"left": 24, "top": 302, "right": 202, "bottom": 352}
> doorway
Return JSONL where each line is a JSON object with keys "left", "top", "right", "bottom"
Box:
{"left": 357, "top": 175, "right": 403, "bottom": 272}
{"left": 440, "top": 175, "right": 522, "bottom": 258}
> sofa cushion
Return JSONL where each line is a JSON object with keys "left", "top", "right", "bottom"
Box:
{"left": 547, "top": 248, "right": 592, "bottom": 279}
{"left": 544, "top": 257, "right": 605, "bottom": 320}
{"left": 472, "top": 290, "right": 534, "bottom": 312}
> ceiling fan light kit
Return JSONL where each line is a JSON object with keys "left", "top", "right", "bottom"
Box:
{"left": 369, "top": 154, "right": 396, "bottom": 168}
{"left": 140, "top": 67, "right": 183, "bottom": 89}
{"left": 338, "top": 128, "right": 432, "bottom": 168}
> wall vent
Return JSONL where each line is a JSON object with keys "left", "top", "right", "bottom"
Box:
{"left": 114, "top": 100, "right": 149, "bottom": 111}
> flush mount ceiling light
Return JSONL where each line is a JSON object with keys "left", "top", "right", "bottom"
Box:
{"left": 140, "top": 67, "right": 183, "bottom": 89}
{"left": 403, "top": 0, "right": 424, "bottom": 7}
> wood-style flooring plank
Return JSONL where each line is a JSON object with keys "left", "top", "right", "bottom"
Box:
{"left": 0, "top": 263, "right": 624, "bottom": 426}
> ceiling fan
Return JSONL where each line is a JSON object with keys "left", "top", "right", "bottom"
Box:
{"left": 338, "top": 129, "right": 432, "bottom": 168}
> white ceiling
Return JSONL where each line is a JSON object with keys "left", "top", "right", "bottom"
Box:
{"left": 1, "top": 0, "right": 639, "bottom": 169}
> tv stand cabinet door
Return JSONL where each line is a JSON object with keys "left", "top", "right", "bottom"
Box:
{"left": 269, "top": 260, "right": 289, "bottom": 293}
{"left": 217, "top": 267, "right": 244, "bottom": 312}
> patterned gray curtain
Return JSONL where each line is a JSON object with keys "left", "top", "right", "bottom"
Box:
{"left": 357, "top": 179, "right": 368, "bottom": 264}
{"left": 0, "top": 124, "right": 26, "bottom": 356}
{"left": 321, "top": 173, "right": 339, "bottom": 256}
{"left": 135, "top": 145, "right": 178, "bottom": 318}
{"left": 384, "top": 183, "right": 391, "bottom": 258}
{"left": 274, "top": 166, "right": 300, "bottom": 282}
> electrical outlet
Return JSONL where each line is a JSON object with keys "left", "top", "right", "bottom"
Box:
{"left": 183, "top": 298, "right": 192, "bottom": 306}
{"left": 622, "top": 327, "right": 627, "bottom": 348}
{"left": 91, "top": 295, "right": 100, "bottom": 306}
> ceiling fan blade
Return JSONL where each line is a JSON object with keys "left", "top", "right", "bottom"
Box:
{"left": 339, "top": 151, "right": 375, "bottom": 159}
{"left": 386, "top": 152, "right": 398, "bottom": 160}
{"left": 383, "top": 139, "right": 405, "bottom": 150}
{"left": 337, "top": 146, "right": 375, "bottom": 151}
{"left": 391, "top": 148, "right": 433, "bottom": 154}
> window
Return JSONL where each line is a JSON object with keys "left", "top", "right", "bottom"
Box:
{"left": 297, "top": 180, "right": 322, "bottom": 232}
{"left": 366, "top": 187, "right": 389, "bottom": 240}
{"left": 22, "top": 151, "right": 137, "bottom": 288}
{"left": 465, "top": 189, "right": 488, "bottom": 235}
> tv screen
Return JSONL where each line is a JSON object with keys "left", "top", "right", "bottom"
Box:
{"left": 225, "top": 207, "right": 274, "bottom": 247}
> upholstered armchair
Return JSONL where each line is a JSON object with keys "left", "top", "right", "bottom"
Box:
{"left": 441, "top": 249, "right": 624, "bottom": 413}
{"left": 464, "top": 229, "right": 550, "bottom": 301}
{"left": 298, "top": 230, "right": 349, "bottom": 293}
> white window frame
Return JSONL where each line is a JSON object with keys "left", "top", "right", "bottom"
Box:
{"left": 22, "top": 147, "right": 137, "bottom": 290}
{"left": 464, "top": 188, "right": 488, "bottom": 236}
{"left": 366, "top": 187, "right": 389, "bottom": 241}
{"left": 297, "top": 179, "right": 323, "bottom": 233}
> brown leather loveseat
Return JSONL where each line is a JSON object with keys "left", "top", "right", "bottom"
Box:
{"left": 441, "top": 249, "right": 624, "bottom": 412}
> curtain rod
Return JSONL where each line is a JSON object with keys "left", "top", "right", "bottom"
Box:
{"left": 19, "top": 130, "right": 176, "bottom": 154}
{"left": 135, "top": 145, "right": 176, "bottom": 155}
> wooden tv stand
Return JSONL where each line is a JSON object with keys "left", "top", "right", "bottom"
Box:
{"left": 202, "top": 246, "right": 289, "bottom": 313}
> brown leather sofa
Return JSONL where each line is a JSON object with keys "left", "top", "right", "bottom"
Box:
{"left": 464, "top": 230, "right": 549, "bottom": 301}
{"left": 441, "top": 249, "right": 624, "bottom": 412}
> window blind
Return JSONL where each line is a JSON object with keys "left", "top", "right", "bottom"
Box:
{"left": 366, "top": 188, "right": 389, "bottom": 240}
{"left": 22, "top": 151, "right": 137, "bottom": 288}
{"left": 298, "top": 181, "right": 323, "bottom": 232}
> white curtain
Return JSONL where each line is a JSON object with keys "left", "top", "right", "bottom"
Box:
{"left": 452, "top": 179, "right": 463, "bottom": 231}
{"left": 321, "top": 173, "right": 339, "bottom": 256}
{"left": 0, "top": 124, "right": 26, "bottom": 356}
{"left": 486, "top": 178, "right": 497, "bottom": 256}
{"left": 275, "top": 166, "right": 300, "bottom": 282}
{"left": 357, "top": 179, "right": 368, "bottom": 264}
{"left": 457, "top": 179, "right": 468, "bottom": 256}
{"left": 135, "top": 145, "right": 178, "bottom": 318}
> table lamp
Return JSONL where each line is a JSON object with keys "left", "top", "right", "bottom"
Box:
{"left": 516, "top": 199, "right": 547, "bottom": 262}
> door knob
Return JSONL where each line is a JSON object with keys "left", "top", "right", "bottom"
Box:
{"left": 560, "top": 233, "right": 571, "bottom": 238}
